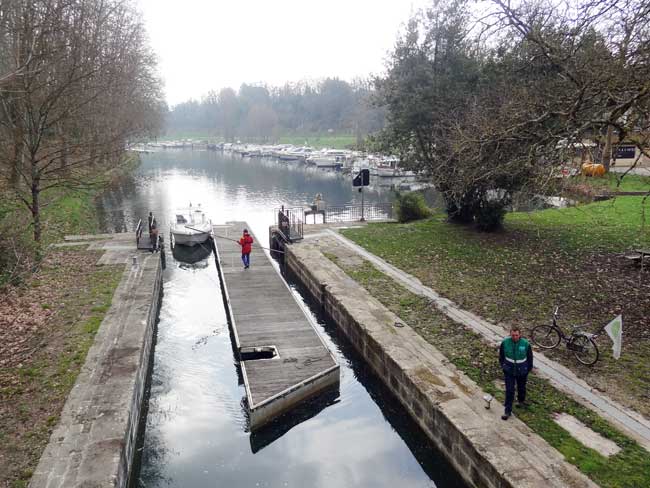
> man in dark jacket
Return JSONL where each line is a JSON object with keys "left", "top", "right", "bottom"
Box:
{"left": 499, "top": 326, "right": 533, "bottom": 420}
{"left": 238, "top": 229, "right": 253, "bottom": 269}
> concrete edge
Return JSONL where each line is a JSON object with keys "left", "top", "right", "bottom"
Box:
{"left": 29, "top": 250, "right": 162, "bottom": 488}
{"left": 326, "top": 228, "right": 650, "bottom": 452}
{"left": 286, "top": 242, "right": 598, "bottom": 488}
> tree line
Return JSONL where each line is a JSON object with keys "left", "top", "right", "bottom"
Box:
{"left": 0, "top": 0, "right": 164, "bottom": 274}
{"left": 166, "top": 78, "right": 385, "bottom": 142}
{"left": 376, "top": 0, "right": 650, "bottom": 230}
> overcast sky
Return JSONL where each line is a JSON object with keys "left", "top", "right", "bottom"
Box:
{"left": 137, "top": 0, "right": 431, "bottom": 106}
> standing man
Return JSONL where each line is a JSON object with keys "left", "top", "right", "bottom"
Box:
{"left": 499, "top": 326, "right": 533, "bottom": 420}
{"left": 149, "top": 221, "right": 159, "bottom": 252}
{"left": 238, "top": 228, "right": 253, "bottom": 269}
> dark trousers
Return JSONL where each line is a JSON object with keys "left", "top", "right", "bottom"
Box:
{"left": 241, "top": 253, "right": 250, "bottom": 267}
{"left": 504, "top": 374, "right": 527, "bottom": 414}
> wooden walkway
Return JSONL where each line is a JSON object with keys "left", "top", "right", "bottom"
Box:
{"left": 213, "top": 222, "right": 339, "bottom": 430}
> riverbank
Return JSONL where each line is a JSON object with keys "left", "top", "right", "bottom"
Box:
{"left": 157, "top": 131, "right": 358, "bottom": 149}
{"left": 0, "top": 156, "right": 141, "bottom": 487}
{"left": 331, "top": 196, "right": 650, "bottom": 486}
{"left": 291, "top": 229, "right": 650, "bottom": 488}
{"left": 29, "top": 235, "right": 162, "bottom": 488}
{"left": 0, "top": 248, "right": 124, "bottom": 487}
{"left": 0, "top": 154, "right": 140, "bottom": 286}
{"left": 287, "top": 232, "right": 597, "bottom": 488}
{"left": 342, "top": 196, "right": 650, "bottom": 418}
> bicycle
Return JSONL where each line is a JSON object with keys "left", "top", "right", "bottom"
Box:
{"left": 530, "top": 306, "right": 601, "bottom": 365}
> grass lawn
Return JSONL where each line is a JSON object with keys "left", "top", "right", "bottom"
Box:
{"left": 157, "top": 130, "right": 219, "bottom": 141}
{"left": 325, "top": 250, "right": 650, "bottom": 488}
{"left": 566, "top": 173, "right": 650, "bottom": 194}
{"left": 341, "top": 196, "right": 650, "bottom": 419}
{"left": 277, "top": 134, "right": 357, "bottom": 149}
{"left": 155, "top": 131, "right": 359, "bottom": 149}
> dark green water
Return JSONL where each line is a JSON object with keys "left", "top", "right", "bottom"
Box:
{"left": 97, "top": 150, "right": 467, "bottom": 488}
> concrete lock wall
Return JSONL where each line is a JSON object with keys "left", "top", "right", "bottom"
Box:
{"left": 284, "top": 244, "right": 596, "bottom": 488}
{"left": 29, "top": 250, "right": 163, "bottom": 488}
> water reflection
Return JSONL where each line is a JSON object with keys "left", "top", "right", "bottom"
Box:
{"left": 171, "top": 242, "right": 212, "bottom": 266}
{"left": 110, "top": 150, "right": 466, "bottom": 488}
{"left": 249, "top": 386, "right": 341, "bottom": 454}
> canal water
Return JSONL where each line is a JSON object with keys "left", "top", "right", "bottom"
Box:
{"left": 97, "top": 150, "right": 467, "bottom": 488}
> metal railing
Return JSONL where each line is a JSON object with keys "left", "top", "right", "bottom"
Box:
{"left": 277, "top": 202, "right": 394, "bottom": 228}
{"left": 323, "top": 202, "right": 393, "bottom": 223}
{"left": 275, "top": 206, "right": 304, "bottom": 242}
{"left": 136, "top": 218, "right": 144, "bottom": 246}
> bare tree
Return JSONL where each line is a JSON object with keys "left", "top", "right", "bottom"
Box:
{"left": 0, "top": 0, "right": 164, "bottom": 252}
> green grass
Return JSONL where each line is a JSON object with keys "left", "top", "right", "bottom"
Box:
{"left": 277, "top": 134, "right": 357, "bottom": 149}
{"left": 340, "top": 196, "right": 650, "bottom": 419}
{"left": 155, "top": 131, "right": 359, "bottom": 149}
{"left": 570, "top": 173, "right": 650, "bottom": 193}
{"left": 157, "top": 130, "right": 219, "bottom": 141}
{"left": 332, "top": 256, "right": 650, "bottom": 488}
{"left": 508, "top": 196, "right": 650, "bottom": 250}
{"left": 40, "top": 188, "right": 100, "bottom": 246}
{"left": 0, "top": 154, "right": 138, "bottom": 285}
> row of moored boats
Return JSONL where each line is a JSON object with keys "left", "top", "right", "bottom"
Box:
{"left": 134, "top": 141, "right": 417, "bottom": 178}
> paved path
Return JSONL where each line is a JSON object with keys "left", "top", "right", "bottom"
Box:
{"left": 317, "top": 228, "right": 650, "bottom": 452}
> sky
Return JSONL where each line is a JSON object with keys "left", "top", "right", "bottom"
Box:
{"left": 137, "top": 0, "right": 431, "bottom": 106}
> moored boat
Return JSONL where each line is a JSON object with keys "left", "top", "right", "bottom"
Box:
{"left": 170, "top": 204, "right": 212, "bottom": 246}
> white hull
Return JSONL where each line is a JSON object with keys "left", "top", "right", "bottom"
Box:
{"left": 171, "top": 205, "right": 212, "bottom": 247}
{"left": 172, "top": 229, "right": 211, "bottom": 246}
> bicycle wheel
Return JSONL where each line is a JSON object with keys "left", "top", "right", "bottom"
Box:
{"left": 531, "top": 325, "right": 561, "bottom": 349}
{"left": 572, "top": 335, "right": 599, "bottom": 366}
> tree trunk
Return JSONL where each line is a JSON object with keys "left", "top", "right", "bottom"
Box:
{"left": 31, "top": 176, "right": 42, "bottom": 259}
{"left": 602, "top": 125, "right": 614, "bottom": 172}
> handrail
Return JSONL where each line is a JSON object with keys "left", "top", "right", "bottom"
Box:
{"left": 275, "top": 206, "right": 304, "bottom": 242}
{"left": 321, "top": 202, "right": 393, "bottom": 223}
{"left": 136, "top": 218, "right": 143, "bottom": 245}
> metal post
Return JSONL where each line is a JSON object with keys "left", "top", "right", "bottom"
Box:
{"left": 360, "top": 187, "right": 365, "bottom": 222}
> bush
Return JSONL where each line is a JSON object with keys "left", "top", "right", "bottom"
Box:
{"left": 475, "top": 199, "right": 507, "bottom": 231}
{"left": 395, "top": 191, "right": 432, "bottom": 223}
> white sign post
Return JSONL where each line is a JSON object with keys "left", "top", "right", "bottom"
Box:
{"left": 604, "top": 315, "right": 623, "bottom": 360}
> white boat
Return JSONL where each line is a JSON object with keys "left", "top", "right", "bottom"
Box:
{"left": 170, "top": 204, "right": 212, "bottom": 246}
{"left": 277, "top": 146, "right": 312, "bottom": 162}
{"left": 306, "top": 149, "right": 352, "bottom": 169}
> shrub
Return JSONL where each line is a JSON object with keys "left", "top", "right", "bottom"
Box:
{"left": 475, "top": 199, "right": 507, "bottom": 231}
{"left": 395, "top": 191, "right": 432, "bottom": 223}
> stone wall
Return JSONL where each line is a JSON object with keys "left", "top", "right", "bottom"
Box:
{"left": 286, "top": 241, "right": 596, "bottom": 488}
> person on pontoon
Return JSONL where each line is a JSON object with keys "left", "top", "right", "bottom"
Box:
{"left": 238, "top": 229, "right": 253, "bottom": 269}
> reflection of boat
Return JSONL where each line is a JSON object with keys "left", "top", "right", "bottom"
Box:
{"left": 170, "top": 203, "right": 212, "bottom": 246}
{"left": 172, "top": 240, "right": 213, "bottom": 264}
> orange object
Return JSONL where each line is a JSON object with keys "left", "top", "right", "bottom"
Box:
{"left": 581, "top": 163, "right": 605, "bottom": 177}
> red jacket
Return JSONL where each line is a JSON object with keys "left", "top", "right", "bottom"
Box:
{"left": 239, "top": 233, "right": 253, "bottom": 254}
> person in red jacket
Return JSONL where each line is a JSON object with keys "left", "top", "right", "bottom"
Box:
{"left": 238, "top": 228, "right": 253, "bottom": 269}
